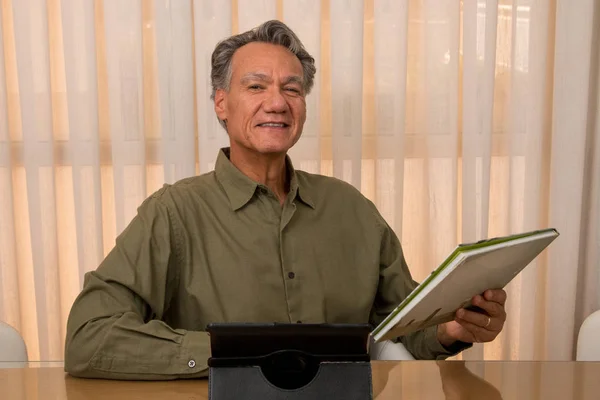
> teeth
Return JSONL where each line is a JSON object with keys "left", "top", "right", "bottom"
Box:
{"left": 260, "top": 123, "right": 285, "bottom": 127}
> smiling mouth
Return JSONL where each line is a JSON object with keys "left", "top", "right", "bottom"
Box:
{"left": 257, "top": 122, "right": 290, "bottom": 128}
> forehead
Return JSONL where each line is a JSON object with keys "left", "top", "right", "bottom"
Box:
{"left": 230, "top": 42, "right": 303, "bottom": 79}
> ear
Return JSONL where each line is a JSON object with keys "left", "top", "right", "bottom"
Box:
{"left": 214, "top": 89, "right": 228, "bottom": 122}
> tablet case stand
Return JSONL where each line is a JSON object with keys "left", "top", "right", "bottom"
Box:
{"left": 206, "top": 323, "right": 373, "bottom": 400}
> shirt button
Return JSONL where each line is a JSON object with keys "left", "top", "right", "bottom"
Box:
{"left": 288, "top": 272, "right": 295, "bottom": 279}
{"left": 188, "top": 360, "right": 196, "bottom": 368}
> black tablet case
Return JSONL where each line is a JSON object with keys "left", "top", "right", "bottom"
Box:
{"left": 206, "top": 323, "right": 373, "bottom": 399}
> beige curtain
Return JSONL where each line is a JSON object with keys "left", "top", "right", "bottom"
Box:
{"left": 0, "top": 0, "right": 598, "bottom": 363}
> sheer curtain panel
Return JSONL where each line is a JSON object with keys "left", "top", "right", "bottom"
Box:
{"left": 0, "top": 0, "right": 598, "bottom": 363}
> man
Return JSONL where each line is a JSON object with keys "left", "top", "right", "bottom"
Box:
{"left": 64, "top": 20, "right": 506, "bottom": 380}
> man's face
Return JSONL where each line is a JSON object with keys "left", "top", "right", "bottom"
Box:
{"left": 214, "top": 42, "right": 307, "bottom": 157}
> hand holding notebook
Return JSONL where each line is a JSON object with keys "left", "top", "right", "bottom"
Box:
{"left": 371, "top": 228, "right": 559, "bottom": 343}
{"left": 436, "top": 288, "right": 507, "bottom": 346}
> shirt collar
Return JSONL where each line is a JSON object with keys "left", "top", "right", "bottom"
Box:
{"left": 214, "top": 147, "right": 315, "bottom": 211}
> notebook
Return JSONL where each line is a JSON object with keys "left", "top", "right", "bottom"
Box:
{"left": 371, "top": 228, "right": 559, "bottom": 342}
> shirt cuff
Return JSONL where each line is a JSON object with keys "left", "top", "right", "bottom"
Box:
{"left": 178, "top": 330, "right": 212, "bottom": 377}
{"left": 423, "top": 325, "right": 472, "bottom": 360}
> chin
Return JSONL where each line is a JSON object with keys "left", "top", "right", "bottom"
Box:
{"left": 254, "top": 143, "right": 293, "bottom": 155}
{"left": 252, "top": 137, "right": 298, "bottom": 155}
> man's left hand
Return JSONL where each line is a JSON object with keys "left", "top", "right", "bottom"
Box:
{"left": 437, "top": 289, "right": 507, "bottom": 347}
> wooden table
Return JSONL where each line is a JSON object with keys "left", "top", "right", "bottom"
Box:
{"left": 2, "top": 360, "right": 600, "bottom": 399}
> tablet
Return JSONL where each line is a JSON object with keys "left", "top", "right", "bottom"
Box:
{"left": 206, "top": 322, "right": 371, "bottom": 365}
{"left": 206, "top": 323, "right": 373, "bottom": 391}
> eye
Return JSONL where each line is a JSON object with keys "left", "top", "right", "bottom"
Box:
{"left": 249, "top": 84, "right": 264, "bottom": 90}
{"left": 285, "top": 87, "right": 301, "bottom": 94}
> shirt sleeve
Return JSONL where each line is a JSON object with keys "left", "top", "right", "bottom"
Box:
{"left": 368, "top": 203, "right": 472, "bottom": 360}
{"left": 64, "top": 188, "right": 210, "bottom": 380}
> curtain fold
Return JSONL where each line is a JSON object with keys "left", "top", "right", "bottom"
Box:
{"left": 283, "top": 0, "right": 322, "bottom": 174}
{"left": 513, "top": 0, "right": 554, "bottom": 361}
{"left": 60, "top": 0, "right": 103, "bottom": 296}
{"left": 193, "top": 0, "right": 231, "bottom": 173}
{"left": 0, "top": 0, "right": 598, "bottom": 362}
{"left": 154, "top": 0, "right": 196, "bottom": 184}
{"left": 373, "top": 0, "right": 408, "bottom": 235}
{"left": 460, "top": 0, "right": 497, "bottom": 360}
{"left": 545, "top": 0, "right": 596, "bottom": 360}
{"left": 11, "top": 0, "right": 58, "bottom": 362}
{"left": 0, "top": 0, "right": 20, "bottom": 356}
{"left": 238, "top": 0, "right": 277, "bottom": 33}
{"left": 330, "top": 0, "right": 363, "bottom": 189}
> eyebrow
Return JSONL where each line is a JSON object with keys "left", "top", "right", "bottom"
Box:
{"left": 240, "top": 73, "right": 304, "bottom": 86}
{"left": 282, "top": 75, "right": 304, "bottom": 86}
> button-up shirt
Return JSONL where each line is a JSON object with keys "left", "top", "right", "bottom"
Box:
{"left": 64, "top": 148, "right": 464, "bottom": 380}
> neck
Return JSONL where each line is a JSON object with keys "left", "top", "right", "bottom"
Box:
{"left": 229, "top": 146, "right": 289, "bottom": 204}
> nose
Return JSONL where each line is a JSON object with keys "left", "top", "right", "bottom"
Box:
{"left": 262, "top": 88, "right": 288, "bottom": 113}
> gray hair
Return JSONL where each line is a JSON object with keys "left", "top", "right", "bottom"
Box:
{"left": 210, "top": 20, "right": 316, "bottom": 129}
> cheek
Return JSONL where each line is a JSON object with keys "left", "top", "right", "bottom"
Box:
{"left": 291, "top": 101, "right": 307, "bottom": 126}
{"left": 228, "top": 96, "right": 257, "bottom": 120}
{"left": 240, "top": 99, "right": 263, "bottom": 124}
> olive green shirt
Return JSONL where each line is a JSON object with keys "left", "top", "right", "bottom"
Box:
{"left": 64, "top": 148, "right": 466, "bottom": 380}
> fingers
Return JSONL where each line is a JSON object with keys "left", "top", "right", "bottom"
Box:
{"left": 484, "top": 289, "right": 507, "bottom": 306}
{"left": 457, "top": 291, "right": 507, "bottom": 332}
{"left": 454, "top": 317, "right": 497, "bottom": 343}
{"left": 456, "top": 308, "right": 498, "bottom": 331}
{"left": 471, "top": 293, "right": 507, "bottom": 319}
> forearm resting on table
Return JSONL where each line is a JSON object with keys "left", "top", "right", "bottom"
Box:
{"left": 64, "top": 310, "right": 211, "bottom": 380}
{"left": 64, "top": 272, "right": 210, "bottom": 380}
{"left": 64, "top": 312, "right": 211, "bottom": 380}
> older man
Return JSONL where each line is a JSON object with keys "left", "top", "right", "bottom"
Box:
{"left": 64, "top": 20, "right": 506, "bottom": 380}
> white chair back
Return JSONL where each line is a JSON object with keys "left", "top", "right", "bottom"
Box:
{"left": 370, "top": 339, "right": 415, "bottom": 361}
{"left": 577, "top": 310, "right": 600, "bottom": 361}
{"left": 0, "top": 321, "right": 28, "bottom": 362}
